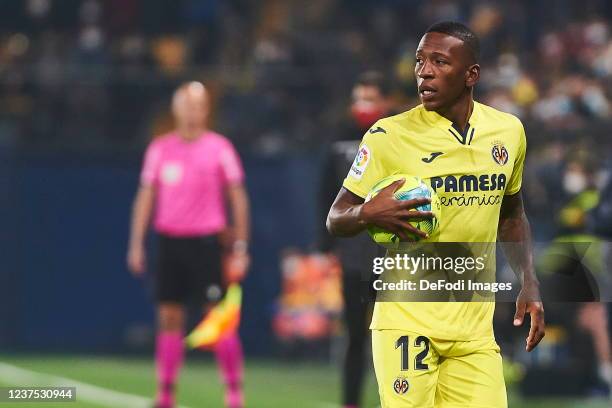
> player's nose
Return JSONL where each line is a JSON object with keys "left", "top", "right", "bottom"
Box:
{"left": 416, "top": 60, "right": 434, "bottom": 78}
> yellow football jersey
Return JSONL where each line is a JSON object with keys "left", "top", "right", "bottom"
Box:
{"left": 343, "top": 101, "right": 526, "bottom": 340}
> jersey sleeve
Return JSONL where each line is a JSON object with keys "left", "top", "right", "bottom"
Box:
{"left": 342, "top": 123, "right": 390, "bottom": 198}
{"left": 140, "top": 140, "right": 162, "bottom": 187}
{"left": 505, "top": 119, "right": 527, "bottom": 195}
{"left": 219, "top": 140, "right": 245, "bottom": 185}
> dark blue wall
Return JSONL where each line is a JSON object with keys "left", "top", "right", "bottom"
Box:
{"left": 1, "top": 149, "right": 323, "bottom": 355}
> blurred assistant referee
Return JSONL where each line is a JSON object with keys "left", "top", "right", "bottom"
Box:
{"left": 127, "top": 82, "right": 250, "bottom": 408}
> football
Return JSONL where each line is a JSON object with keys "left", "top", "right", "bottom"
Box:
{"left": 365, "top": 174, "right": 441, "bottom": 244}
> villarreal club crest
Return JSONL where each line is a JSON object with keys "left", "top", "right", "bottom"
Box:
{"left": 393, "top": 377, "right": 409, "bottom": 395}
{"left": 491, "top": 141, "right": 509, "bottom": 166}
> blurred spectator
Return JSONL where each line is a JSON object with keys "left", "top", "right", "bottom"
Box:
{"left": 535, "top": 151, "right": 612, "bottom": 396}
{"left": 0, "top": 0, "right": 607, "bottom": 154}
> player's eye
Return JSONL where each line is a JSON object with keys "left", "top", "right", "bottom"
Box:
{"left": 436, "top": 59, "right": 448, "bottom": 65}
{"left": 415, "top": 57, "right": 423, "bottom": 64}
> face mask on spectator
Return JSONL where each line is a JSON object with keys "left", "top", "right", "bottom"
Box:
{"left": 351, "top": 104, "right": 386, "bottom": 130}
{"left": 563, "top": 171, "right": 588, "bottom": 194}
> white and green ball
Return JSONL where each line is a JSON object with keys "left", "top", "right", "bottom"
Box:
{"left": 365, "top": 174, "right": 441, "bottom": 244}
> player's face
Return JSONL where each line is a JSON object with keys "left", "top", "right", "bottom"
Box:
{"left": 414, "top": 32, "right": 477, "bottom": 112}
{"left": 172, "top": 84, "right": 209, "bottom": 129}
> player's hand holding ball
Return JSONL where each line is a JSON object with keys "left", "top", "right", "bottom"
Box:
{"left": 361, "top": 175, "right": 440, "bottom": 244}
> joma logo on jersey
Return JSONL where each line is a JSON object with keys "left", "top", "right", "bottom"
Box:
{"left": 430, "top": 173, "right": 507, "bottom": 193}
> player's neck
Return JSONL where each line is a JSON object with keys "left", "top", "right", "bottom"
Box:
{"left": 436, "top": 96, "right": 474, "bottom": 133}
{"left": 177, "top": 127, "right": 207, "bottom": 141}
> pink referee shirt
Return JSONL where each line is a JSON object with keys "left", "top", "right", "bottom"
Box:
{"left": 140, "top": 130, "right": 245, "bottom": 237}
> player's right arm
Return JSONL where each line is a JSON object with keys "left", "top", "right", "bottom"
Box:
{"left": 326, "top": 184, "right": 431, "bottom": 240}
{"left": 326, "top": 123, "right": 432, "bottom": 240}
{"left": 127, "top": 140, "right": 161, "bottom": 276}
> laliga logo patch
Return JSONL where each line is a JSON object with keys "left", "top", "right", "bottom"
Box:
{"left": 355, "top": 145, "right": 369, "bottom": 166}
{"left": 393, "top": 377, "right": 409, "bottom": 395}
{"left": 161, "top": 162, "right": 183, "bottom": 185}
{"left": 491, "top": 142, "right": 509, "bottom": 165}
{"left": 349, "top": 145, "right": 370, "bottom": 180}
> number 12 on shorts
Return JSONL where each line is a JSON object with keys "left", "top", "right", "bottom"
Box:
{"left": 395, "top": 335, "right": 430, "bottom": 371}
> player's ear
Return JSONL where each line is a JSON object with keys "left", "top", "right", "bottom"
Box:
{"left": 465, "top": 64, "right": 480, "bottom": 88}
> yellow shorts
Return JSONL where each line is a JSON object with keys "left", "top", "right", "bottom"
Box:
{"left": 372, "top": 329, "right": 507, "bottom": 408}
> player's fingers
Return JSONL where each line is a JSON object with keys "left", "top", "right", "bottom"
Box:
{"left": 397, "top": 221, "right": 428, "bottom": 240}
{"left": 384, "top": 222, "right": 412, "bottom": 241}
{"left": 513, "top": 301, "right": 526, "bottom": 326}
{"left": 391, "top": 226, "right": 411, "bottom": 241}
{"left": 399, "top": 210, "right": 434, "bottom": 220}
{"left": 526, "top": 306, "right": 545, "bottom": 352}
{"left": 526, "top": 324, "right": 545, "bottom": 352}
{"left": 530, "top": 302, "right": 545, "bottom": 327}
{"left": 379, "top": 179, "right": 406, "bottom": 197}
{"left": 397, "top": 197, "right": 431, "bottom": 209}
{"left": 389, "top": 178, "right": 406, "bottom": 193}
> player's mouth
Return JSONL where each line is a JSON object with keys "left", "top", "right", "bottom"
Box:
{"left": 418, "top": 85, "right": 437, "bottom": 101}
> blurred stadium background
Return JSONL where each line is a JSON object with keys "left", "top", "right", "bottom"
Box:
{"left": 1, "top": 0, "right": 611, "bottom": 407}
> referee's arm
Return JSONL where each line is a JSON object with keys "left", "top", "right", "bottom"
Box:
{"left": 127, "top": 184, "right": 155, "bottom": 276}
{"left": 227, "top": 183, "right": 250, "bottom": 246}
{"left": 225, "top": 183, "right": 251, "bottom": 283}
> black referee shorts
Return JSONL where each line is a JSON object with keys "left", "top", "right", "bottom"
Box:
{"left": 155, "top": 234, "right": 223, "bottom": 305}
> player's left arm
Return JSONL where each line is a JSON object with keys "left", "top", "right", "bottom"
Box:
{"left": 498, "top": 118, "right": 545, "bottom": 351}
{"left": 498, "top": 191, "right": 545, "bottom": 352}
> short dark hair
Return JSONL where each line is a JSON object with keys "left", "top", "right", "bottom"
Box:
{"left": 426, "top": 21, "right": 480, "bottom": 62}
{"left": 355, "top": 71, "right": 392, "bottom": 96}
